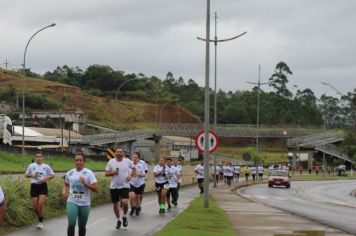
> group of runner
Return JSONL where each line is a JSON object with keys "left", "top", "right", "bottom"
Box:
{"left": 0, "top": 148, "right": 185, "bottom": 236}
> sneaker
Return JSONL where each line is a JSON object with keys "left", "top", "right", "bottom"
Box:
{"left": 116, "top": 220, "right": 122, "bottom": 229}
{"left": 129, "top": 207, "right": 135, "bottom": 216}
{"left": 135, "top": 207, "right": 140, "bottom": 216}
{"left": 159, "top": 208, "right": 162, "bottom": 214}
{"left": 36, "top": 222, "right": 43, "bottom": 229}
{"left": 122, "top": 217, "right": 128, "bottom": 227}
{"left": 167, "top": 204, "right": 172, "bottom": 211}
{"left": 161, "top": 208, "right": 165, "bottom": 214}
{"left": 138, "top": 206, "right": 141, "bottom": 213}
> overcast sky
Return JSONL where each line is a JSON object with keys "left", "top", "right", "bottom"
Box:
{"left": 0, "top": 0, "right": 355, "bottom": 97}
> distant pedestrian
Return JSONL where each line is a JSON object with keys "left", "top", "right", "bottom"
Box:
{"left": 223, "top": 162, "right": 234, "bottom": 188}
{"left": 173, "top": 159, "right": 182, "bottom": 201}
{"left": 251, "top": 166, "right": 257, "bottom": 183}
{"left": 234, "top": 165, "right": 240, "bottom": 183}
{"left": 195, "top": 159, "right": 204, "bottom": 194}
{"left": 153, "top": 157, "right": 169, "bottom": 214}
{"left": 258, "top": 165, "right": 264, "bottom": 181}
{"left": 0, "top": 186, "right": 6, "bottom": 223}
{"left": 25, "top": 152, "right": 55, "bottom": 229}
{"left": 242, "top": 165, "right": 251, "bottom": 184}
{"left": 315, "top": 166, "right": 320, "bottom": 176}
{"left": 299, "top": 165, "right": 303, "bottom": 176}
{"left": 62, "top": 153, "right": 98, "bottom": 236}
{"left": 129, "top": 152, "right": 146, "bottom": 216}
{"left": 165, "top": 158, "right": 180, "bottom": 210}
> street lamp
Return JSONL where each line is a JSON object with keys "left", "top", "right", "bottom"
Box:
{"left": 115, "top": 78, "right": 139, "bottom": 130}
{"left": 22, "top": 23, "right": 56, "bottom": 166}
{"left": 197, "top": 11, "right": 246, "bottom": 188}
{"left": 247, "top": 65, "right": 271, "bottom": 154}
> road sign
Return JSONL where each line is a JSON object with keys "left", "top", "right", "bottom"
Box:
{"left": 243, "top": 152, "right": 251, "bottom": 161}
{"left": 194, "top": 130, "right": 220, "bottom": 153}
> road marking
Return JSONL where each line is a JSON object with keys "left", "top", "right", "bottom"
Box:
{"left": 274, "top": 197, "right": 286, "bottom": 201}
{"left": 256, "top": 195, "right": 267, "bottom": 199}
{"left": 87, "top": 216, "right": 111, "bottom": 228}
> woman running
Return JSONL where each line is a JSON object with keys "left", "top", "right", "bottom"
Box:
{"left": 62, "top": 153, "right": 98, "bottom": 236}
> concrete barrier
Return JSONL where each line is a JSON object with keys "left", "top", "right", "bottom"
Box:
{"left": 273, "top": 232, "right": 307, "bottom": 236}
{"left": 273, "top": 233, "right": 306, "bottom": 236}
{"left": 293, "top": 230, "right": 325, "bottom": 236}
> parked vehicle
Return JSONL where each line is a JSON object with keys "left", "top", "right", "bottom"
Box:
{"left": 268, "top": 170, "right": 290, "bottom": 188}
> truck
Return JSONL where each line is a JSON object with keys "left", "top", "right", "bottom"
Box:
{"left": 0, "top": 114, "right": 13, "bottom": 145}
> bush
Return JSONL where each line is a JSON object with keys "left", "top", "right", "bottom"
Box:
{"left": 0, "top": 174, "right": 110, "bottom": 231}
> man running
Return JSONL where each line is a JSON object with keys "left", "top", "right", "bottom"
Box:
{"left": 138, "top": 155, "right": 148, "bottom": 210}
{"left": 234, "top": 165, "right": 240, "bottom": 183}
{"left": 173, "top": 158, "right": 182, "bottom": 201}
{"left": 258, "top": 165, "right": 264, "bottom": 181}
{"left": 165, "top": 158, "right": 180, "bottom": 210}
{"left": 195, "top": 158, "right": 204, "bottom": 194}
{"left": 0, "top": 186, "right": 6, "bottom": 223}
{"left": 223, "top": 162, "right": 234, "bottom": 188}
{"left": 251, "top": 165, "right": 257, "bottom": 183}
{"left": 242, "top": 165, "right": 251, "bottom": 184}
{"left": 25, "top": 152, "right": 55, "bottom": 229}
{"left": 129, "top": 152, "right": 146, "bottom": 216}
{"left": 105, "top": 148, "right": 134, "bottom": 229}
{"left": 153, "top": 157, "right": 169, "bottom": 214}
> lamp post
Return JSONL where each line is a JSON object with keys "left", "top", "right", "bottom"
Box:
{"left": 115, "top": 78, "right": 139, "bottom": 130}
{"left": 22, "top": 23, "right": 56, "bottom": 166}
{"left": 154, "top": 89, "right": 161, "bottom": 125}
{"left": 197, "top": 11, "right": 246, "bottom": 188}
{"left": 247, "top": 65, "right": 271, "bottom": 154}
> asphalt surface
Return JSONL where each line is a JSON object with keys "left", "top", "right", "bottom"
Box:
{"left": 3, "top": 185, "right": 199, "bottom": 236}
{"left": 240, "top": 180, "right": 356, "bottom": 235}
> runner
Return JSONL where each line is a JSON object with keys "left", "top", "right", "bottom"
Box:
{"left": 223, "top": 162, "right": 234, "bottom": 188}
{"left": 251, "top": 165, "right": 257, "bottom": 183}
{"left": 173, "top": 158, "right": 182, "bottom": 201}
{"left": 165, "top": 158, "right": 180, "bottom": 210}
{"left": 0, "top": 186, "right": 6, "bottom": 223}
{"left": 153, "top": 157, "right": 169, "bottom": 214}
{"left": 212, "top": 164, "right": 220, "bottom": 184}
{"left": 233, "top": 165, "right": 240, "bottom": 183}
{"left": 258, "top": 164, "right": 264, "bottom": 181}
{"left": 105, "top": 148, "right": 134, "bottom": 229}
{"left": 242, "top": 165, "right": 251, "bottom": 184}
{"left": 218, "top": 165, "right": 224, "bottom": 182}
{"left": 138, "top": 154, "right": 148, "bottom": 210}
{"left": 25, "top": 151, "right": 55, "bottom": 229}
{"left": 195, "top": 158, "right": 204, "bottom": 194}
{"left": 62, "top": 153, "right": 98, "bottom": 236}
{"left": 129, "top": 152, "right": 146, "bottom": 216}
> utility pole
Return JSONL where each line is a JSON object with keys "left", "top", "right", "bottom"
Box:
{"left": 198, "top": 11, "right": 246, "bottom": 188}
{"left": 3, "top": 59, "right": 9, "bottom": 69}
{"left": 247, "top": 65, "right": 270, "bottom": 153}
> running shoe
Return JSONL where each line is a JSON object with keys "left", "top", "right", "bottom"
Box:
{"left": 123, "top": 217, "right": 128, "bottom": 227}
{"left": 135, "top": 207, "right": 140, "bottom": 216}
{"left": 36, "top": 222, "right": 43, "bottom": 229}
{"left": 116, "top": 220, "right": 122, "bottom": 229}
{"left": 129, "top": 207, "right": 135, "bottom": 216}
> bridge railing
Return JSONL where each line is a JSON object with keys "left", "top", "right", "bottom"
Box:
{"left": 287, "top": 131, "right": 344, "bottom": 148}
{"left": 315, "top": 143, "right": 353, "bottom": 163}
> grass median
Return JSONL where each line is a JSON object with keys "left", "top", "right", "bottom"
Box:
{"left": 155, "top": 196, "right": 236, "bottom": 236}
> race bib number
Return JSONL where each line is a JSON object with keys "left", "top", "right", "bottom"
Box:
{"left": 71, "top": 192, "right": 85, "bottom": 201}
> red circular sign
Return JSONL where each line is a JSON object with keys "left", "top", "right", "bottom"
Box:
{"left": 194, "top": 130, "right": 220, "bottom": 153}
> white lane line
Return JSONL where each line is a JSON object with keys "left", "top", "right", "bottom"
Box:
{"left": 87, "top": 216, "right": 111, "bottom": 228}
{"left": 274, "top": 197, "right": 286, "bottom": 201}
{"left": 255, "top": 195, "right": 267, "bottom": 199}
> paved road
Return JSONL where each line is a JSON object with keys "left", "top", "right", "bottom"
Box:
{"left": 3, "top": 185, "right": 199, "bottom": 236}
{"left": 240, "top": 180, "right": 356, "bottom": 235}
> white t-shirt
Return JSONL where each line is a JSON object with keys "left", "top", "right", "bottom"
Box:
{"left": 195, "top": 164, "right": 204, "bottom": 179}
{"left": 234, "top": 166, "right": 241, "bottom": 173}
{"left": 166, "top": 166, "right": 180, "bottom": 188}
{"left": 129, "top": 162, "right": 146, "bottom": 187}
{"left": 153, "top": 165, "right": 168, "bottom": 184}
{"left": 105, "top": 158, "right": 134, "bottom": 189}
{"left": 174, "top": 164, "right": 182, "bottom": 183}
{"left": 139, "top": 160, "right": 148, "bottom": 173}
{"left": 25, "top": 163, "right": 54, "bottom": 184}
{"left": 0, "top": 186, "right": 4, "bottom": 204}
{"left": 251, "top": 166, "right": 257, "bottom": 174}
{"left": 65, "top": 168, "right": 97, "bottom": 206}
{"left": 223, "top": 166, "right": 234, "bottom": 177}
{"left": 258, "top": 166, "right": 264, "bottom": 174}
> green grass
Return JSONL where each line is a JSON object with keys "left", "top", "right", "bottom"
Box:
{"left": 0, "top": 151, "right": 107, "bottom": 173}
{"left": 291, "top": 173, "right": 356, "bottom": 181}
{"left": 216, "top": 145, "right": 288, "bottom": 164}
{"left": 155, "top": 196, "right": 236, "bottom": 236}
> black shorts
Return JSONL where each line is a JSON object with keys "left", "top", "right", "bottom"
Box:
{"left": 155, "top": 182, "right": 169, "bottom": 192}
{"left": 30, "top": 183, "right": 48, "bottom": 197}
{"left": 258, "top": 173, "right": 263, "bottom": 177}
{"left": 197, "top": 178, "right": 204, "bottom": 184}
{"left": 130, "top": 184, "right": 145, "bottom": 195}
{"left": 110, "top": 188, "right": 130, "bottom": 202}
{"left": 226, "top": 176, "right": 233, "bottom": 181}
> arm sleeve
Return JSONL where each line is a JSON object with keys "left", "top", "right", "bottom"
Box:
{"left": 105, "top": 161, "right": 111, "bottom": 172}
{"left": 25, "top": 165, "right": 32, "bottom": 175}
{"left": 64, "top": 172, "right": 69, "bottom": 184}
{"left": 88, "top": 171, "right": 98, "bottom": 184}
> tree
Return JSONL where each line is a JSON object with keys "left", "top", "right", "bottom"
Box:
{"left": 269, "top": 61, "right": 293, "bottom": 97}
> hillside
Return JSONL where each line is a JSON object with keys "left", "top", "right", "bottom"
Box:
{"left": 0, "top": 68, "right": 200, "bottom": 130}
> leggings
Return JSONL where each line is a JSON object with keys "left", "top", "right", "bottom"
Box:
{"left": 67, "top": 202, "right": 90, "bottom": 236}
